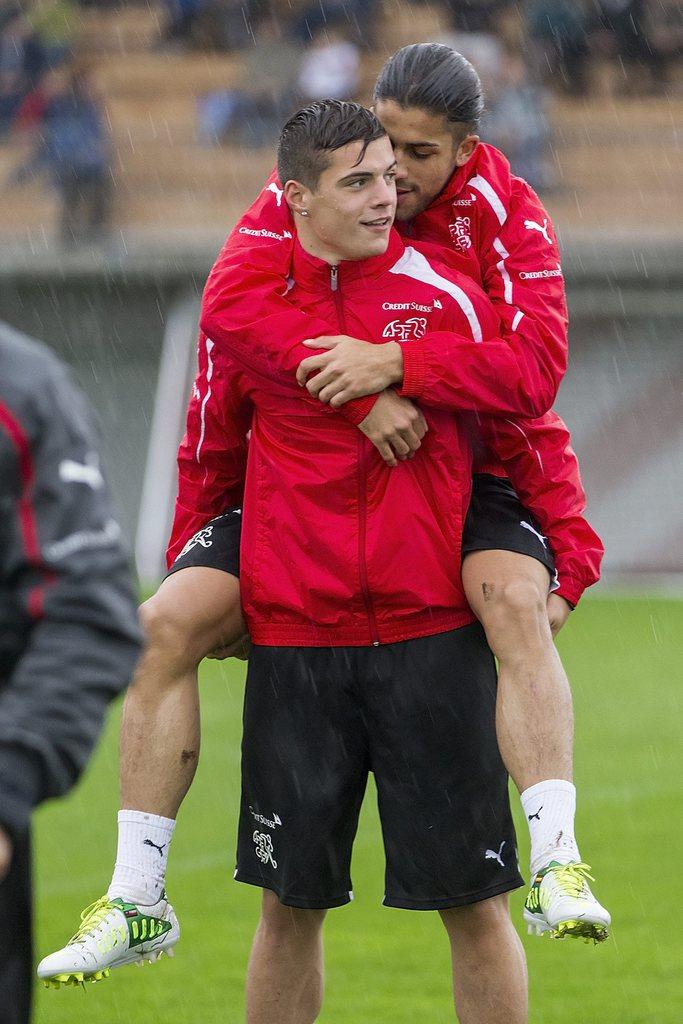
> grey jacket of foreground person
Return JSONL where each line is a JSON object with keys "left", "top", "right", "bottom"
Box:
{"left": 0, "top": 323, "right": 142, "bottom": 838}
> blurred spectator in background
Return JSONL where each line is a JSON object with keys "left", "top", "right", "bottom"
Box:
{"left": 297, "top": 24, "right": 360, "bottom": 102}
{"left": 436, "top": 27, "right": 503, "bottom": 81}
{"left": 480, "top": 50, "right": 551, "bottom": 192}
{"left": 290, "top": 0, "right": 380, "bottom": 49}
{"left": 438, "top": 0, "right": 524, "bottom": 79}
{"left": 0, "top": 1, "right": 21, "bottom": 30}
{"left": 441, "top": 0, "right": 512, "bottom": 31}
{"left": 196, "top": 0, "right": 273, "bottom": 53}
{"left": 643, "top": 0, "right": 683, "bottom": 93}
{"left": 197, "top": 12, "right": 303, "bottom": 146}
{"left": 0, "top": 6, "right": 30, "bottom": 135}
{"left": 593, "top": 0, "right": 683, "bottom": 94}
{"left": 23, "top": 0, "right": 78, "bottom": 77}
{"left": 0, "top": 322, "right": 141, "bottom": 1024}
{"left": 525, "top": 0, "right": 590, "bottom": 96}
{"left": 159, "top": 0, "right": 207, "bottom": 51}
{"left": 594, "top": 1, "right": 650, "bottom": 85}
{"left": 9, "top": 61, "right": 112, "bottom": 248}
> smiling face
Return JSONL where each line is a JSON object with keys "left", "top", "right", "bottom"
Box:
{"left": 374, "top": 99, "right": 478, "bottom": 222}
{"left": 284, "top": 134, "right": 398, "bottom": 264}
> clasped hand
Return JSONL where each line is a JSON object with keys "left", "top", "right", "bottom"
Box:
{"left": 296, "top": 335, "right": 403, "bottom": 407}
{"left": 296, "top": 335, "right": 424, "bottom": 468}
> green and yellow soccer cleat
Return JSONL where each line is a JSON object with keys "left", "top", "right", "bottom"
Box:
{"left": 37, "top": 893, "right": 179, "bottom": 988}
{"left": 524, "top": 862, "right": 610, "bottom": 943}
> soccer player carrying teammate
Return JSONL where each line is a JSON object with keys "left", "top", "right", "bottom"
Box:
{"left": 224, "top": 104, "right": 539, "bottom": 1022}
{"left": 195, "top": 46, "right": 608, "bottom": 934}
{"left": 39, "top": 49, "right": 609, "bottom": 990}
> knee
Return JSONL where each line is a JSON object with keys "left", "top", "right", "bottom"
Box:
{"left": 493, "top": 578, "right": 546, "bottom": 621}
{"left": 440, "top": 893, "right": 511, "bottom": 943}
{"left": 138, "top": 592, "right": 198, "bottom": 668}
{"left": 481, "top": 578, "right": 548, "bottom": 647}
{"left": 259, "top": 890, "right": 326, "bottom": 943}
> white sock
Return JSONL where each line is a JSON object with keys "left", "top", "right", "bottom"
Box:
{"left": 107, "top": 810, "right": 176, "bottom": 905}
{"left": 520, "top": 779, "right": 581, "bottom": 875}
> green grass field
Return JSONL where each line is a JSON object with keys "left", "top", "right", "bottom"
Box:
{"left": 32, "top": 595, "right": 683, "bottom": 1024}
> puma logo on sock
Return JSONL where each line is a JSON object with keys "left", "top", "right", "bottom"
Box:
{"left": 143, "top": 839, "right": 166, "bottom": 856}
{"left": 528, "top": 806, "right": 543, "bottom": 822}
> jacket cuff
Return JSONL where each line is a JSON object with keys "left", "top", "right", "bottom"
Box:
{"left": 396, "top": 342, "right": 426, "bottom": 399}
{"left": 554, "top": 573, "right": 585, "bottom": 608}
{"left": 338, "top": 393, "right": 379, "bottom": 426}
{"left": 0, "top": 744, "right": 44, "bottom": 839}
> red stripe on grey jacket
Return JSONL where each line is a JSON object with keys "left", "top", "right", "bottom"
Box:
{"left": 0, "top": 402, "right": 52, "bottom": 617}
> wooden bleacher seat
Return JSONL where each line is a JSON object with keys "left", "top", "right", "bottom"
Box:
{"left": 0, "top": 1, "right": 679, "bottom": 239}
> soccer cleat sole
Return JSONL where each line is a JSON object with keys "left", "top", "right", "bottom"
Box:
{"left": 42, "top": 945, "right": 175, "bottom": 989}
{"left": 554, "top": 919, "right": 609, "bottom": 943}
{"left": 43, "top": 969, "right": 110, "bottom": 989}
{"left": 523, "top": 910, "right": 609, "bottom": 944}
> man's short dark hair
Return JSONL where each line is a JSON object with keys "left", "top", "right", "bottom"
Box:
{"left": 373, "top": 43, "right": 484, "bottom": 135}
{"left": 277, "top": 100, "right": 387, "bottom": 190}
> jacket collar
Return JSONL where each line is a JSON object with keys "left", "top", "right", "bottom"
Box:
{"left": 291, "top": 228, "right": 405, "bottom": 293}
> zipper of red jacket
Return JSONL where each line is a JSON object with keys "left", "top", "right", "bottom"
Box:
{"left": 330, "top": 264, "right": 380, "bottom": 646}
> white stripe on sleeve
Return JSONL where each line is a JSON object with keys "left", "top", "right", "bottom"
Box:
{"left": 389, "top": 247, "right": 483, "bottom": 343}
{"left": 511, "top": 310, "right": 524, "bottom": 331}
{"left": 492, "top": 236, "right": 513, "bottom": 305}
{"left": 196, "top": 337, "right": 215, "bottom": 461}
{"left": 468, "top": 174, "right": 507, "bottom": 226}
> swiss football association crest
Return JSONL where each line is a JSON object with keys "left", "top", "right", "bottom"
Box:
{"left": 382, "top": 317, "right": 427, "bottom": 341}
{"left": 253, "top": 831, "right": 278, "bottom": 868}
{"left": 449, "top": 215, "right": 472, "bottom": 252}
{"left": 176, "top": 525, "right": 214, "bottom": 560}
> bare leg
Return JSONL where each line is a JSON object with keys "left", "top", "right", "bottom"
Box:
{"left": 119, "top": 567, "right": 247, "bottom": 817}
{"left": 440, "top": 894, "right": 528, "bottom": 1024}
{"left": 462, "top": 550, "right": 573, "bottom": 793}
{"left": 246, "top": 890, "right": 326, "bottom": 1024}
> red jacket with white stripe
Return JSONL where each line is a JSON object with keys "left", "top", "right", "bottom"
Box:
{"left": 401, "top": 143, "right": 568, "bottom": 422}
{"left": 201, "top": 146, "right": 565, "bottom": 426}
{"left": 190, "top": 231, "right": 590, "bottom": 645}
{"left": 168, "top": 341, "right": 251, "bottom": 566}
{"left": 398, "top": 144, "right": 568, "bottom": 481}
{"left": 175, "top": 146, "right": 601, "bottom": 606}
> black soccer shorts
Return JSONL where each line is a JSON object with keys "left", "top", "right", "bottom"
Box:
{"left": 462, "top": 473, "right": 557, "bottom": 582}
{"left": 166, "top": 508, "right": 242, "bottom": 579}
{"left": 234, "top": 625, "right": 524, "bottom": 911}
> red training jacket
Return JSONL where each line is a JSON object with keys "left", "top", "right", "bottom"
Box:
{"left": 172, "top": 232, "right": 599, "bottom": 641}
{"left": 179, "top": 145, "right": 600, "bottom": 605}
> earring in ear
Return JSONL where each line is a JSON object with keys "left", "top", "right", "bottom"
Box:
{"left": 299, "top": 209, "right": 309, "bottom": 217}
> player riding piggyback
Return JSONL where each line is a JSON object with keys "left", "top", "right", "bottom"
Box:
{"left": 190, "top": 46, "right": 596, "bottom": 611}
{"left": 38, "top": 46, "right": 609, "bottom": 1001}
{"left": 193, "top": 45, "right": 609, "bottom": 946}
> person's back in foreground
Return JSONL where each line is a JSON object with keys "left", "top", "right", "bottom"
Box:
{"left": 0, "top": 323, "right": 142, "bottom": 1022}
